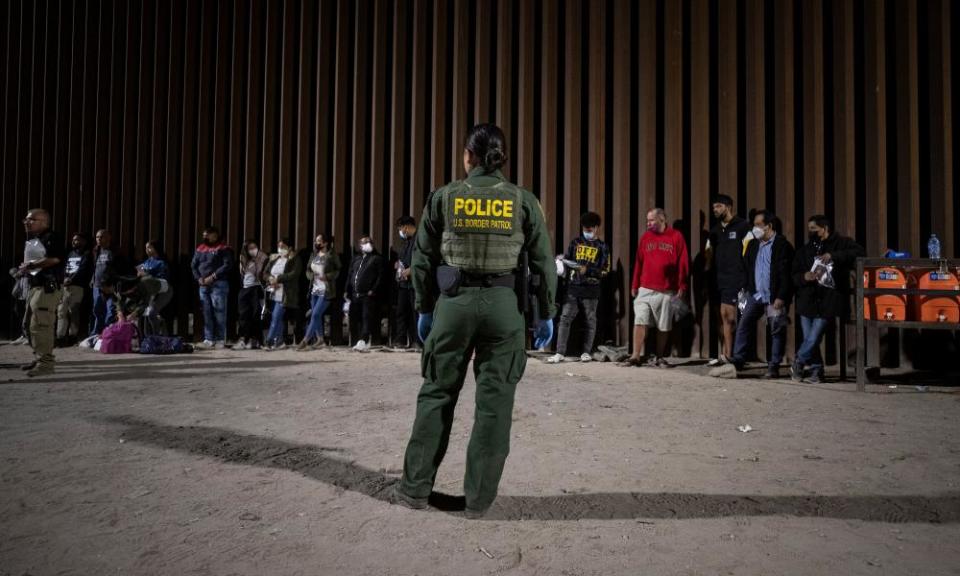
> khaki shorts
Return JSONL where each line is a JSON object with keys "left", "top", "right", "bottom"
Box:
{"left": 634, "top": 288, "right": 675, "bottom": 331}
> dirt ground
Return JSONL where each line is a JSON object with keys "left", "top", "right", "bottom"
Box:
{"left": 1, "top": 344, "right": 960, "bottom": 576}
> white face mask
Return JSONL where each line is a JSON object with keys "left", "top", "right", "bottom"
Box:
{"left": 399, "top": 230, "right": 408, "bottom": 240}
{"left": 279, "top": 247, "right": 290, "bottom": 257}
{"left": 248, "top": 248, "right": 259, "bottom": 258}
{"left": 582, "top": 230, "right": 595, "bottom": 240}
{"left": 752, "top": 226, "right": 766, "bottom": 240}
{"left": 361, "top": 243, "right": 373, "bottom": 254}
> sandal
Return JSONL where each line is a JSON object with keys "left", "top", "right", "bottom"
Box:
{"left": 618, "top": 356, "right": 648, "bottom": 367}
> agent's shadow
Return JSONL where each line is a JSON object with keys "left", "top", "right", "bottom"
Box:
{"left": 103, "top": 415, "right": 960, "bottom": 524}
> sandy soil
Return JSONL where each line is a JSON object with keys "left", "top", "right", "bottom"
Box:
{"left": 1, "top": 344, "right": 960, "bottom": 576}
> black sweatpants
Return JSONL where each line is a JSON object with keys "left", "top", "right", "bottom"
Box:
{"left": 394, "top": 286, "right": 418, "bottom": 347}
{"left": 349, "top": 296, "right": 378, "bottom": 345}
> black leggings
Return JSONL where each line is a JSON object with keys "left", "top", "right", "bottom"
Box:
{"left": 237, "top": 286, "right": 263, "bottom": 343}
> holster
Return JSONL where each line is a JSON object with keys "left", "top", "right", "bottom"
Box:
{"left": 517, "top": 252, "right": 529, "bottom": 314}
{"left": 436, "top": 265, "right": 462, "bottom": 296}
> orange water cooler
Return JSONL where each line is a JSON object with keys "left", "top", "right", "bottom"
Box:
{"left": 863, "top": 267, "right": 908, "bottom": 321}
{"left": 911, "top": 270, "right": 960, "bottom": 323}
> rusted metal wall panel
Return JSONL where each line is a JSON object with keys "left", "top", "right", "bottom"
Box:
{"left": 3, "top": 0, "right": 957, "bottom": 351}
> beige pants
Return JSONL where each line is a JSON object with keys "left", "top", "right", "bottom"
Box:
{"left": 29, "top": 286, "right": 62, "bottom": 368}
{"left": 56, "top": 285, "right": 86, "bottom": 338}
{"left": 633, "top": 288, "right": 675, "bottom": 331}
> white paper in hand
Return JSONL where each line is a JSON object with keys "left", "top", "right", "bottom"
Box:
{"left": 811, "top": 257, "right": 835, "bottom": 289}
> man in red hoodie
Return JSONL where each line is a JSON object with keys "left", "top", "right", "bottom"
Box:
{"left": 623, "top": 208, "right": 690, "bottom": 367}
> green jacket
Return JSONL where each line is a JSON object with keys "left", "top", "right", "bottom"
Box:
{"left": 412, "top": 167, "right": 557, "bottom": 318}
{"left": 264, "top": 252, "right": 303, "bottom": 309}
{"left": 305, "top": 247, "right": 342, "bottom": 300}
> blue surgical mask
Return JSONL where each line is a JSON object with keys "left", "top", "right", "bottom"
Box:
{"left": 582, "top": 230, "right": 595, "bottom": 240}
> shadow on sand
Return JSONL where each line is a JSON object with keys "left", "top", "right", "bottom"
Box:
{"left": 102, "top": 415, "right": 960, "bottom": 523}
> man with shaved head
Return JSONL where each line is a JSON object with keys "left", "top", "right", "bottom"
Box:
{"left": 18, "top": 209, "right": 65, "bottom": 377}
{"left": 89, "top": 228, "right": 119, "bottom": 336}
{"left": 622, "top": 207, "right": 690, "bottom": 368}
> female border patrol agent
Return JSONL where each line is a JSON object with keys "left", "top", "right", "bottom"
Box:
{"left": 391, "top": 124, "right": 557, "bottom": 518}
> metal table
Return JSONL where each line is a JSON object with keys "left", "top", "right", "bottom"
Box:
{"left": 855, "top": 257, "right": 960, "bottom": 391}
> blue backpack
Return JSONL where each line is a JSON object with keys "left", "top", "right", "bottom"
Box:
{"left": 140, "top": 335, "right": 191, "bottom": 355}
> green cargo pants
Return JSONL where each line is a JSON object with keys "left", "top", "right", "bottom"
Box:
{"left": 29, "top": 286, "right": 61, "bottom": 369}
{"left": 400, "top": 285, "right": 527, "bottom": 511}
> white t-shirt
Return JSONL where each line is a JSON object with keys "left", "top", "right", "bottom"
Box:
{"left": 242, "top": 272, "right": 258, "bottom": 288}
{"left": 310, "top": 257, "right": 326, "bottom": 296}
{"left": 268, "top": 257, "right": 287, "bottom": 302}
{"left": 24, "top": 238, "right": 46, "bottom": 277}
{"left": 242, "top": 254, "right": 263, "bottom": 288}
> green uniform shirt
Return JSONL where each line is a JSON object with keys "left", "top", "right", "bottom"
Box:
{"left": 412, "top": 167, "right": 557, "bottom": 319}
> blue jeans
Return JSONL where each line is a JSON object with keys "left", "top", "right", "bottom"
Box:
{"left": 303, "top": 294, "right": 330, "bottom": 342}
{"left": 795, "top": 316, "right": 829, "bottom": 376}
{"left": 731, "top": 296, "right": 786, "bottom": 369}
{"left": 198, "top": 280, "right": 229, "bottom": 342}
{"left": 266, "top": 300, "right": 287, "bottom": 345}
{"left": 90, "top": 287, "right": 117, "bottom": 336}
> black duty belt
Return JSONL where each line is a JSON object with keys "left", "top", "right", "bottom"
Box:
{"left": 32, "top": 280, "right": 61, "bottom": 292}
{"left": 460, "top": 273, "right": 516, "bottom": 289}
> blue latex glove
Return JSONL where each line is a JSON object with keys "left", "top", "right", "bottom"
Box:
{"left": 533, "top": 319, "right": 554, "bottom": 350}
{"left": 417, "top": 313, "right": 434, "bottom": 343}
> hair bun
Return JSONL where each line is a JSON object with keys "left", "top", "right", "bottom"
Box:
{"left": 465, "top": 123, "right": 509, "bottom": 172}
{"left": 484, "top": 147, "right": 505, "bottom": 170}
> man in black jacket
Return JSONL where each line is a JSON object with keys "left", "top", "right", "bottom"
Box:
{"left": 710, "top": 210, "right": 794, "bottom": 379}
{"left": 346, "top": 234, "right": 383, "bottom": 350}
{"left": 394, "top": 217, "right": 419, "bottom": 349}
{"left": 790, "top": 215, "right": 865, "bottom": 383}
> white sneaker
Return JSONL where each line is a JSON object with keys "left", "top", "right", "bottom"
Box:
{"left": 78, "top": 335, "right": 98, "bottom": 349}
{"left": 707, "top": 355, "right": 728, "bottom": 367}
{"left": 196, "top": 340, "right": 215, "bottom": 349}
{"left": 353, "top": 339, "right": 369, "bottom": 352}
{"left": 546, "top": 353, "right": 564, "bottom": 364}
{"left": 11, "top": 336, "right": 28, "bottom": 345}
{"left": 580, "top": 353, "right": 592, "bottom": 362}
{"left": 213, "top": 341, "right": 226, "bottom": 350}
{"left": 274, "top": 342, "right": 287, "bottom": 351}
{"left": 708, "top": 363, "right": 738, "bottom": 379}
{"left": 234, "top": 340, "right": 248, "bottom": 350}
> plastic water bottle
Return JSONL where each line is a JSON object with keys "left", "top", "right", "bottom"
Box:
{"left": 927, "top": 234, "right": 941, "bottom": 259}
